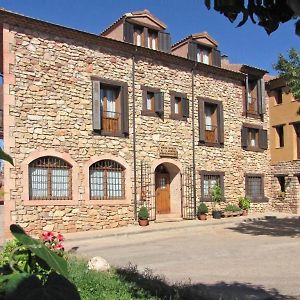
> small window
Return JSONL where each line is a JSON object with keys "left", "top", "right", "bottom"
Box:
{"left": 200, "top": 171, "right": 224, "bottom": 202}
{"left": 170, "top": 93, "right": 189, "bottom": 120}
{"left": 274, "top": 88, "right": 283, "bottom": 105}
{"left": 248, "top": 128, "right": 259, "bottom": 148}
{"left": 141, "top": 86, "right": 164, "bottom": 117}
{"left": 90, "top": 160, "right": 125, "bottom": 200}
{"left": 245, "top": 174, "right": 264, "bottom": 202}
{"left": 196, "top": 46, "right": 211, "bottom": 64}
{"left": 29, "top": 156, "right": 72, "bottom": 200}
{"left": 275, "top": 125, "right": 284, "bottom": 148}
{"left": 247, "top": 80, "right": 258, "bottom": 114}
{"left": 241, "top": 125, "right": 268, "bottom": 151}
{"left": 146, "top": 92, "right": 155, "bottom": 112}
{"left": 134, "top": 26, "right": 143, "bottom": 47}
{"left": 148, "top": 30, "right": 158, "bottom": 50}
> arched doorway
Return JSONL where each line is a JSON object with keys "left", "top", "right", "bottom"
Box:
{"left": 155, "top": 165, "right": 170, "bottom": 214}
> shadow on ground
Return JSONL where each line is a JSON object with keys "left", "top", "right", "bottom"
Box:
{"left": 116, "top": 264, "right": 294, "bottom": 300}
{"left": 228, "top": 216, "right": 300, "bottom": 238}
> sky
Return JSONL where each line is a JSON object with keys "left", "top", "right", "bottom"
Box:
{"left": 0, "top": 0, "right": 299, "bottom": 75}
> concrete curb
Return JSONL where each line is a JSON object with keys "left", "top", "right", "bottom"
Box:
{"left": 64, "top": 215, "right": 270, "bottom": 243}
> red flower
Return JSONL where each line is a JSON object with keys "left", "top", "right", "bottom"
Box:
{"left": 41, "top": 231, "right": 55, "bottom": 242}
{"left": 55, "top": 243, "right": 64, "bottom": 251}
{"left": 57, "top": 233, "right": 64, "bottom": 242}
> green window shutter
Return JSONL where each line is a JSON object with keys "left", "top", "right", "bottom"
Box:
{"left": 198, "top": 99, "right": 205, "bottom": 143}
{"left": 182, "top": 98, "right": 189, "bottom": 118}
{"left": 188, "top": 42, "right": 197, "bottom": 61}
{"left": 92, "top": 81, "right": 101, "bottom": 131}
{"left": 241, "top": 126, "right": 248, "bottom": 148}
{"left": 259, "top": 129, "right": 268, "bottom": 150}
{"left": 121, "top": 85, "right": 129, "bottom": 136}
{"left": 158, "top": 32, "right": 171, "bottom": 53}
{"left": 212, "top": 48, "right": 221, "bottom": 67}
{"left": 154, "top": 92, "right": 164, "bottom": 116}
{"left": 217, "top": 102, "right": 224, "bottom": 144}
{"left": 123, "top": 21, "right": 134, "bottom": 44}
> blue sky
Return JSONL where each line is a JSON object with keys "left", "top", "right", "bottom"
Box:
{"left": 0, "top": 0, "right": 298, "bottom": 74}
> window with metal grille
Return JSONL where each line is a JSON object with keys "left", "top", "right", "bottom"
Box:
{"left": 245, "top": 175, "right": 264, "bottom": 201}
{"left": 89, "top": 160, "right": 125, "bottom": 200}
{"left": 200, "top": 171, "right": 224, "bottom": 201}
{"left": 29, "top": 156, "right": 72, "bottom": 200}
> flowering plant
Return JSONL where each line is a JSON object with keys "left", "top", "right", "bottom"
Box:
{"left": 41, "top": 231, "right": 65, "bottom": 255}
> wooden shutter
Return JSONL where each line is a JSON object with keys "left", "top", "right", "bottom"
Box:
{"left": 158, "top": 32, "right": 171, "bottom": 53}
{"left": 154, "top": 92, "right": 164, "bottom": 116}
{"left": 188, "top": 42, "right": 197, "bottom": 61}
{"left": 245, "top": 76, "right": 249, "bottom": 113}
{"left": 241, "top": 126, "right": 248, "bottom": 148}
{"left": 218, "top": 102, "right": 224, "bottom": 144}
{"left": 123, "top": 21, "right": 134, "bottom": 43}
{"left": 259, "top": 129, "right": 268, "bottom": 150}
{"left": 121, "top": 85, "right": 129, "bottom": 136}
{"left": 212, "top": 48, "right": 221, "bottom": 67}
{"left": 144, "top": 27, "right": 149, "bottom": 47}
{"left": 182, "top": 98, "right": 189, "bottom": 118}
{"left": 257, "top": 79, "right": 266, "bottom": 115}
{"left": 92, "top": 80, "right": 101, "bottom": 131}
{"left": 198, "top": 99, "right": 205, "bottom": 142}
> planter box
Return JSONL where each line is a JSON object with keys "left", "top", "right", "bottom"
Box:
{"left": 223, "top": 211, "right": 242, "bottom": 218}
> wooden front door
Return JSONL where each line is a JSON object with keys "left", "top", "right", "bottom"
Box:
{"left": 155, "top": 172, "right": 170, "bottom": 214}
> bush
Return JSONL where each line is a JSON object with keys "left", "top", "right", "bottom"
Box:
{"left": 224, "top": 204, "right": 241, "bottom": 212}
{"left": 138, "top": 206, "right": 149, "bottom": 220}
{"left": 239, "top": 197, "right": 251, "bottom": 210}
{"left": 197, "top": 202, "right": 208, "bottom": 214}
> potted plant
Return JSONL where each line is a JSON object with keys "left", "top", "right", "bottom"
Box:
{"left": 138, "top": 206, "right": 149, "bottom": 226}
{"left": 197, "top": 202, "right": 208, "bottom": 220}
{"left": 238, "top": 197, "right": 251, "bottom": 216}
{"left": 211, "top": 184, "right": 222, "bottom": 219}
{"left": 223, "top": 204, "right": 242, "bottom": 217}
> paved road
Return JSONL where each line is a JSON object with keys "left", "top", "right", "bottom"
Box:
{"left": 65, "top": 216, "right": 300, "bottom": 299}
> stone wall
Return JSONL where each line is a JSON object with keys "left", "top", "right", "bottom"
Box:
{"left": 270, "top": 161, "right": 300, "bottom": 214}
{"left": 3, "top": 23, "right": 272, "bottom": 235}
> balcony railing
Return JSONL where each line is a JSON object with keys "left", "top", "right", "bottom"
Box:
{"left": 247, "top": 97, "right": 258, "bottom": 114}
{"left": 205, "top": 125, "right": 218, "bottom": 143}
{"left": 101, "top": 110, "right": 121, "bottom": 133}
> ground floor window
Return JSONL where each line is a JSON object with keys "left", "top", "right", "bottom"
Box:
{"left": 29, "top": 156, "right": 72, "bottom": 200}
{"left": 245, "top": 174, "right": 264, "bottom": 201}
{"left": 89, "top": 160, "right": 125, "bottom": 200}
{"left": 200, "top": 171, "right": 224, "bottom": 201}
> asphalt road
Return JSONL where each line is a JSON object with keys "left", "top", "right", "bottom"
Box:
{"left": 65, "top": 216, "right": 300, "bottom": 299}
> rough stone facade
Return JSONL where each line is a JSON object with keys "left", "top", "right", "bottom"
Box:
{"left": 1, "top": 14, "right": 272, "bottom": 236}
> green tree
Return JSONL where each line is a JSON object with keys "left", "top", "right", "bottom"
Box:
{"left": 273, "top": 48, "right": 300, "bottom": 99}
{"left": 204, "top": 0, "right": 300, "bottom": 35}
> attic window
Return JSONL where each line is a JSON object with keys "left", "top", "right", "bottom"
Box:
{"left": 196, "top": 47, "right": 210, "bottom": 64}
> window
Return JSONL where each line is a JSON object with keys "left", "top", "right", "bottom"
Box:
{"left": 196, "top": 46, "right": 211, "bottom": 64}
{"left": 92, "top": 79, "right": 128, "bottom": 137}
{"left": 141, "top": 86, "right": 164, "bottom": 117}
{"left": 199, "top": 98, "right": 224, "bottom": 146}
{"left": 245, "top": 174, "right": 265, "bottom": 202}
{"left": 244, "top": 77, "right": 265, "bottom": 116}
{"left": 134, "top": 26, "right": 143, "bottom": 46}
{"left": 29, "top": 156, "right": 72, "bottom": 200}
{"left": 148, "top": 30, "right": 158, "bottom": 50}
{"left": 277, "top": 176, "right": 286, "bottom": 193}
{"left": 241, "top": 125, "right": 267, "bottom": 151}
{"left": 200, "top": 171, "right": 224, "bottom": 201}
{"left": 275, "top": 125, "right": 284, "bottom": 148}
{"left": 170, "top": 92, "right": 189, "bottom": 120}
{"left": 89, "top": 160, "right": 125, "bottom": 200}
{"left": 274, "top": 88, "right": 283, "bottom": 105}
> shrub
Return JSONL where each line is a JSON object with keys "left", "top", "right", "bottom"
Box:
{"left": 138, "top": 206, "right": 149, "bottom": 220}
{"left": 224, "top": 204, "right": 241, "bottom": 212}
{"left": 239, "top": 197, "right": 251, "bottom": 210}
{"left": 197, "top": 202, "right": 208, "bottom": 215}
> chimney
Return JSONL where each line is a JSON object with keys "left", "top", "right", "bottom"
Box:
{"left": 221, "top": 54, "right": 229, "bottom": 67}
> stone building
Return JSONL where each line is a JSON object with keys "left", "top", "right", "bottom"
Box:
{"left": 267, "top": 77, "right": 300, "bottom": 213}
{"left": 0, "top": 9, "right": 273, "bottom": 236}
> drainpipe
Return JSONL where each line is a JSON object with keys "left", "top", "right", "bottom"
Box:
{"left": 132, "top": 51, "right": 137, "bottom": 220}
{"left": 192, "top": 63, "right": 197, "bottom": 218}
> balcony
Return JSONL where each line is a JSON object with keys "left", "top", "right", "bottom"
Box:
{"left": 247, "top": 97, "right": 258, "bottom": 114}
{"left": 101, "top": 111, "right": 121, "bottom": 134}
{"left": 205, "top": 125, "right": 218, "bottom": 143}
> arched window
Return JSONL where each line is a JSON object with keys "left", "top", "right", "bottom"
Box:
{"left": 89, "top": 160, "right": 125, "bottom": 200}
{"left": 29, "top": 156, "right": 72, "bottom": 200}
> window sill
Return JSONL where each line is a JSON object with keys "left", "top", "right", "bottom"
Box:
{"left": 201, "top": 197, "right": 226, "bottom": 202}
{"left": 85, "top": 199, "right": 130, "bottom": 205}
{"left": 242, "top": 112, "right": 262, "bottom": 119}
{"left": 199, "top": 141, "right": 224, "bottom": 148}
{"left": 93, "top": 130, "right": 127, "bottom": 138}
{"left": 24, "top": 199, "right": 78, "bottom": 206}
{"left": 243, "top": 146, "right": 264, "bottom": 152}
{"left": 141, "top": 110, "right": 160, "bottom": 117}
{"left": 248, "top": 197, "right": 269, "bottom": 203}
{"left": 169, "top": 114, "right": 187, "bottom": 121}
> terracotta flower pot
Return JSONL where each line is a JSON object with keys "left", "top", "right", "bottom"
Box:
{"left": 198, "top": 213, "right": 207, "bottom": 221}
{"left": 138, "top": 219, "right": 149, "bottom": 226}
{"left": 242, "top": 209, "right": 248, "bottom": 216}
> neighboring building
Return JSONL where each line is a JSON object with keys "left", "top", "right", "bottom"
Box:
{"left": 0, "top": 9, "right": 272, "bottom": 236}
{"left": 267, "top": 78, "right": 300, "bottom": 213}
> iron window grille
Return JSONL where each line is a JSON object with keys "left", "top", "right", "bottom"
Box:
{"left": 29, "top": 156, "right": 72, "bottom": 200}
{"left": 89, "top": 160, "right": 125, "bottom": 200}
{"left": 245, "top": 175, "right": 264, "bottom": 201}
{"left": 203, "top": 174, "right": 220, "bottom": 201}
